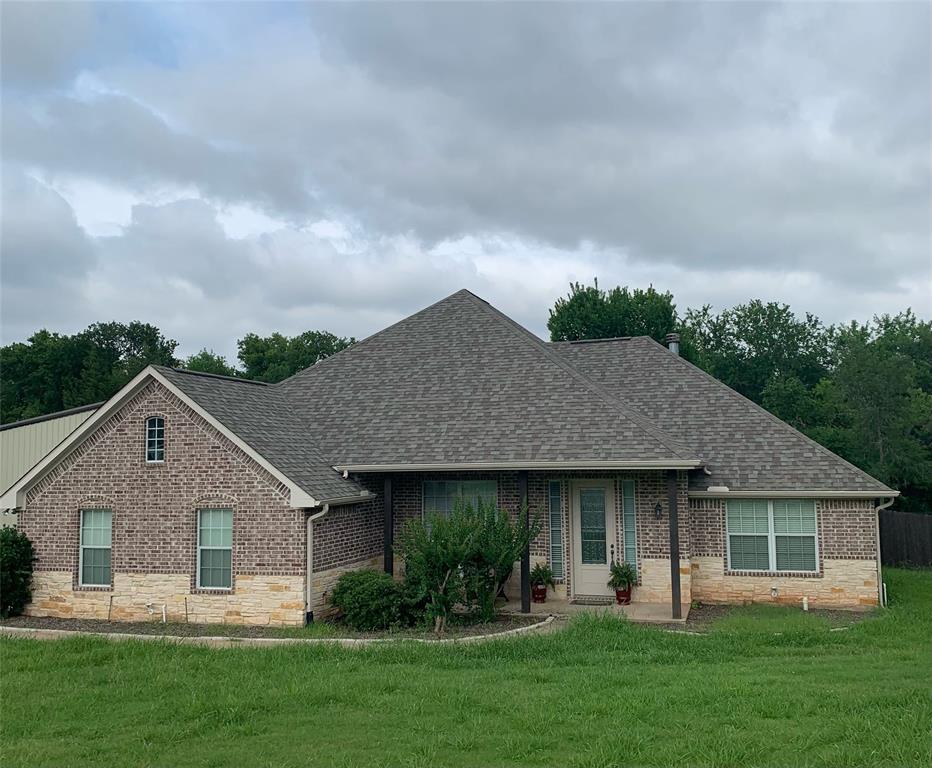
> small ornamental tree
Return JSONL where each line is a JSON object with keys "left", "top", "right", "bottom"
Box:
{"left": 398, "top": 499, "right": 542, "bottom": 633}
{"left": 462, "top": 499, "right": 541, "bottom": 622}
{"left": 398, "top": 509, "right": 475, "bottom": 635}
{"left": 0, "top": 527, "right": 37, "bottom": 618}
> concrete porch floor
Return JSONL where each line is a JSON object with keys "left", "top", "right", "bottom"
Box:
{"left": 501, "top": 597, "right": 690, "bottom": 624}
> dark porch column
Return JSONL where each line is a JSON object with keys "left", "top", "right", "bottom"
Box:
{"left": 518, "top": 470, "right": 531, "bottom": 613}
{"left": 667, "top": 469, "right": 682, "bottom": 619}
{"left": 383, "top": 477, "right": 394, "bottom": 576}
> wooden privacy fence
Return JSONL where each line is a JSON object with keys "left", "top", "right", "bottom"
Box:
{"left": 879, "top": 509, "right": 932, "bottom": 567}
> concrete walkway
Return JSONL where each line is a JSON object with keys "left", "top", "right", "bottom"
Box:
{"left": 502, "top": 598, "right": 690, "bottom": 624}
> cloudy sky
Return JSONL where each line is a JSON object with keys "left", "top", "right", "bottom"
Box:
{"left": 2, "top": 1, "right": 930, "bottom": 361}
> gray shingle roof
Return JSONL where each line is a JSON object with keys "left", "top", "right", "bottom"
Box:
{"left": 278, "top": 290, "right": 697, "bottom": 467}
{"left": 550, "top": 337, "right": 893, "bottom": 494}
{"left": 155, "top": 367, "right": 366, "bottom": 502}
{"left": 153, "top": 290, "right": 892, "bottom": 501}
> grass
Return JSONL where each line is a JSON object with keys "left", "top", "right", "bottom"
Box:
{"left": 2, "top": 568, "right": 931, "bottom": 768}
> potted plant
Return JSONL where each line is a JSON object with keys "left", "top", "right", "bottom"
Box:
{"left": 607, "top": 560, "right": 637, "bottom": 605}
{"left": 530, "top": 562, "right": 555, "bottom": 603}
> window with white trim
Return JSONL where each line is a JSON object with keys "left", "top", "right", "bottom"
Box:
{"left": 726, "top": 499, "right": 817, "bottom": 572}
{"left": 197, "top": 508, "right": 232, "bottom": 589}
{"left": 548, "top": 481, "right": 564, "bottom": 579}
{"left": 422, "top": 480, "right": 497, "bottom": 517}
{"left": 79, "top": 508, "right": 112, "bottom": 586}
{"left": 145, "top": 416, "right": 165, "bottom": 462}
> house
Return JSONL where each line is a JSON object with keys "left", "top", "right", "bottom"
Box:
{"left": 1, "top": 290, "right": 895, "bottom": 626}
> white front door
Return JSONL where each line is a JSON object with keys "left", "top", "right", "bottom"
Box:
{"left": 571, "top": 480, "right": 617, "bottom": 597}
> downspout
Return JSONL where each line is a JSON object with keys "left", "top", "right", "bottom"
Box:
{"left": 874, "top": 497, "right": 894, "bottom": 607}
{"left": 305, "top": 503, "right": 330, "bottom": 624}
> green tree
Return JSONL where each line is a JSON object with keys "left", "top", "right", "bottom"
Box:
{"left": 237, "top": 330, "right": 354, "bottom": 383}
{"left": 184, "top": 349, "right": 239, "bottom": 377}
{"left": 0, "top": 323, "right": 178, "bottom": 423}
{"left": 548, "top": 280, "right": 678, "bottom": 343}
{"left": 816, "top": 318, "right": 932, "bottom": 514}
{"left": 764, "top": 312, "right": 932, "bottom": 514}
{"left": 681, "top": 300, "right": 831, "bottom": 404}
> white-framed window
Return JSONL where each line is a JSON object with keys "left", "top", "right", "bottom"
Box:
{"left": 548, "top": 480, "right": 564, "bottom": 579}
{"left": 726, "top": 499, "right": 818, "bottom": 573}
{"left": 422, "top": 480, "right": 497, "bottom": 518}
{"left": 197, "top": 508, "right": 233, "bottom": 589}
{"left": 79, "top": 508, "right": 112, "bottom": 586}
{"left": 145, "top": 416, "right": 165, "bottom": 462}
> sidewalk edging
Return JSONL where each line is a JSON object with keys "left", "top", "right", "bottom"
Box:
{"left": 0, "top": 615, "right": 555, "bottom": 648}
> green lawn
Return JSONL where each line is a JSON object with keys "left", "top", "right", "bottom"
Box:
{"left": 2, "top": 569, "right": 931, "bottom": 768}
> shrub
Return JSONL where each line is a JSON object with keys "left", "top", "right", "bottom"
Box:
{"left": 329, "top": 569, "right": 403, "bottom": 631}
{"left": 398, "top": 509, "right": 475, "bottom": 634}
{"left": 0, "top": 527, "right": 36, "bottom": 618}
{"left": 398, "top": 499, "right": 542, "bottom": 632}
{"left": 462, "top": 499, "right": 541, "bottom": 622}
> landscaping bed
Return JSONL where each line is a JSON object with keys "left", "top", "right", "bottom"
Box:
{"left": 0, "top": 612, "right": 543, "bottom": 641}
{"left": 659, "top": 602, "right": 873, "bottom": 632}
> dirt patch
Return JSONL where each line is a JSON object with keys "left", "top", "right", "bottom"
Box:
{"left": 0, "top": 613, "right": 541, "bottom": 641}
{"left": 654, "top": 603, "right": 872, "bottom": 633}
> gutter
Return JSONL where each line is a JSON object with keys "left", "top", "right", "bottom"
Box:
{"left": 305, "top": 504, "right": 330, "bottom": 624}
{"left": 316, "top": 491, "right": 376, "bottom": 506}
{"left": 874, "top": 497, "right": 895, "bottom": 607}
{"left": 333, "top": 459, "right": 703, "bottom": 473}
{"left": 689, "top": 489, "right": 900, "bottom": 499}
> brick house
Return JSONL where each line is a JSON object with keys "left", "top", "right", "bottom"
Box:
{"left": 2, "top": 290, "right": 896, "bottom": 626}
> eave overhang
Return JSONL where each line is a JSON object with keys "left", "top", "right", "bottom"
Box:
{"left": 335, "top": 459, "right": 704, "bottom": 473}
{"left": 689, "top": 489, "right": 899, "bottom": 499}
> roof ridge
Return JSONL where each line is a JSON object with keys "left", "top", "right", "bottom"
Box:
{"left": 460, "top": 292, "right": 700, "bottom": 462}
{"left": 548, "top": 336, "right": 638, "bottom": 346}
{"left": 153, "top": 365, "right": 269, "bottom": 386}
{"left": 276, "top": 289, "right": 476, "bottom": 389}
{"left": 633, "top": 337, "right": 893, "bottom": 492}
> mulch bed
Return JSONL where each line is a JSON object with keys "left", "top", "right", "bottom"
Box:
{"left": 0, "top": 613, "right": 542, "bottom": 641}
{"left": 655, "top": 603, "right": 871, "bottom": 633}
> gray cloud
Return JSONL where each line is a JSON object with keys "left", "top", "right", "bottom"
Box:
{"left": 0, "top": 170, "right": 97, "bottom": 342}
{"left": 0, "top": 2, "right": 97, "bottom": 88}
{"left": 0, "top": 1, "right": 929, "bottom": 356}
{"left": 99, "top": 2, "right": 930, "bottom": 282}
{"left": 3, "top": 94, "right": 313, "bottom": 216}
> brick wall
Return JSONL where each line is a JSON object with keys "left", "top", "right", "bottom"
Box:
{"left": 19, "top": 380, "right": 308, "bottom": 625}
{"left": 312, "top": 475, "right": 384, "bottom": 572}
{"left": 687, "top": 497, "right": 880, "bottom": 608}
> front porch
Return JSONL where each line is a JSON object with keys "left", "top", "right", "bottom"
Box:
{"left": 375, "top": 468, "right": 690, "bottom": 621}
{"left": 501, "top": 596, "right": 691, "bottom": 624}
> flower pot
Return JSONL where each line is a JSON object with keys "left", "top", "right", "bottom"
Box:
{"left": 532, "top": 584, "right": 548, "bottom": 603}
{"left": 615, "top": 587, "right": 632, "bottom": 605}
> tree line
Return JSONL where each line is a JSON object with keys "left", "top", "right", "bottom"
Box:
{"left": 2, "top": 282, "right": 928, "bottom": 513}
{"left": 549, "top": 281, "right": 931, "bottom": 515}
{"left": 0, "top": 324, "right": 353, "bottom": 422}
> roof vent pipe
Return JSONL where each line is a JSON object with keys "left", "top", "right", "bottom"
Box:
{"left": 665, "top": 333, "right": 680, "bottom": 356}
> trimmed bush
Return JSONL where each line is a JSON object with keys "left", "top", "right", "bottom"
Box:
{"left": 0, "top": 527, "right": 37, "bottom": 618}
{"left": 329, "top": 569, "right": 403, "bottom": 631}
